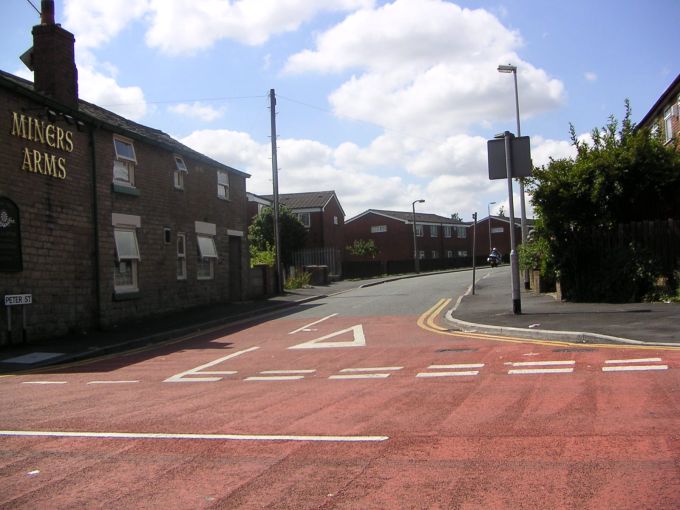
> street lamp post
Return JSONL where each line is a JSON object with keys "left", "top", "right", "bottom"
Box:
{"left": 498, "top": 64, "right": 529, "bottom": 289}
{"left": 412, "top": 199, "right": 425, "bottom": 273}
{"left": 487, "top": 201, "right": 496, "bottom": 254}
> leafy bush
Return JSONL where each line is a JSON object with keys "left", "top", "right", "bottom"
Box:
{"left": 285, "top": 271, "right": 311, "bottom": 290}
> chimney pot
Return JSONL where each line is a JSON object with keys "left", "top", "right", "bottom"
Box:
{"left": 41, "top": 0, "right": 55, "bottom": 25}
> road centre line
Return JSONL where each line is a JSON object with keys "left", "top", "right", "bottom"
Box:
{"left": 164, "top": 346, "right": 259, "bottom": 383}
{"left": 21, "top": 381, "right": 67, "bottom": 385}
{"left": 288, "top": 314, "right": 338, "bottom": 335}
{"left": 602, "top": 365, "right": 668, "bottom": 372}
{"left": 0, "top": 429, "right": 389, "bottom": 443}
{"left": 245, "top": 376, "right": 306, "bottom": 381}
{"left": 87, "top": 380, "right": 139, "bottom": 385}
{"left": 428, "top": 364, "right": 485, "bottom": 369}
{"left": 604, "top": 358, "right": 662, "bottom": 364}
{"left": 508, "top": 360, "right": 576, "bottom": 367}
{"left": 259, "top": 370, "right": 316, "bottom": 374}
{"left": 508, "top": 368, "right": 574, "bottom": 375}
{"left": 329, "top": 374, "right": 391, "bottom": 380}
{"left": 416, "top": 371, "right": 480, "bottom": 378}
{"left": 339, "top": 367, "right": 403, "bottom": 372}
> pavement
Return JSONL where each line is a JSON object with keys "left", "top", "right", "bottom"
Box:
{"left": 2, "top": 267, "right": 679, "bottom": 374}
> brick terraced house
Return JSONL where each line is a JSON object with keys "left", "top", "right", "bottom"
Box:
{"left": 0, "top": 3, "right": 250, "bottom": 344}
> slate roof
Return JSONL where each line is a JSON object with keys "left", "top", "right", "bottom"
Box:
{"left": 347, "top": 209, "right": 469, "bottom": 225}
{"left": 0, "top": 69, "right": 249, "bottom": 178}
{"left": 260, "top": 191, "right": 341, "bottom": 212}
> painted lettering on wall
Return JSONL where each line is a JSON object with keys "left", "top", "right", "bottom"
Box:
{"left": 10, "top": 112, "right": 75, "bottom": 179}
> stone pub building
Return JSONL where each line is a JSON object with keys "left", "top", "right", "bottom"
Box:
{"left": 1, "top": 1, "right": 250, "bottom": 344}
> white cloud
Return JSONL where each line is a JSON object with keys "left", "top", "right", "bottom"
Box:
{"left": 168, "top": 102, "right": 225, "bottom": 122}
{"left": 585, "top": 71, "right": 598, "bottom": 82}
{"left": 143, "top": 0, "right": 375, "bottom": 55}
{"left": 284, "top": 0, "right": 564, "bottom": 136}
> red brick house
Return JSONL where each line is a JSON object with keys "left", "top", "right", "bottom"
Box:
{"left": 344, "top": 209, "right": 470, "bottom": 269}
{"left": 1, "top": 3, "right": 250, "bottom": 343}
{"left": 247, "top": 191, "right": 345, "bottom": 276}
{"left": 471, "top": 215, "right": 527, "bottom": 260}
{"left": 637, "top": 73, "right": 680, "bottom": 152}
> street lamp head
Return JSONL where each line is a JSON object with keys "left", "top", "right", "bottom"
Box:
{"left": 497, "top": 64, "right": 516, "bottom": 73}
{"left": 417, "top": 199, "right": 425, "bottom": 204}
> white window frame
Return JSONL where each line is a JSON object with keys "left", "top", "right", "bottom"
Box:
{"left": 334, "top": 216, "right": 339, "bottom": 225}
{"left": 297, "top": 212, "right": 311, "bottom": 228}
{"left": 457, "top": 250, "right": 468, "bottom": 257}
{"left": 174, "top": 156, "right": 188, "bottom": 190}
{"left": 112, "top": 136, "right": 137, "bottom": 187}
{"left": 217, "top": 171, "right": 230, "bottom": 200}
{"left": 113, "top": 226, "right": 140, "bottom": 293}
{"left": 196, "top": 234, "right": 217, "bottom": 280}
{"left": 418, "top": 250, "right": 425, "bottom": 260}
{"left": 444, "top": 226, "right": 452, "bottom": 238}
{"left": 447, "top": 250, "right": 453, "bottom": 259}
{"left": 415, "top": 224, "right": 423, "bottom": 237}
{"left": 455, "top": 226, "right": 467, "bottom": 239}
{"left": 432, "top": 250, "right": 438, "bottom": 259}
{"left": 664, "top": 106, "right": 674, "bottom": 143}
{"left": 430, "top": 225, "right": 438, "bottom": 237}
{"left": 371, "top": 225, "right": 387, "bottom": 233}
{"left": 176, "top": 232, "right": 187, "bottom": 280}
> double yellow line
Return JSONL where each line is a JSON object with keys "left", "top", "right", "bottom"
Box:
{"left": 417, "top": 298, "right": 680, "bottom": 351}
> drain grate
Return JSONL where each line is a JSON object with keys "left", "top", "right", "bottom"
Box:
{"left": 436, "top": 348, "right": 479, "bottom": 353}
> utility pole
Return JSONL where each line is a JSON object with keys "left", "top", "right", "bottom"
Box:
{"left": 472, "top": 212, "right": 477, "bottom": 295}
{"left": 269, "top": 89, "right": 283, "bottom": 294}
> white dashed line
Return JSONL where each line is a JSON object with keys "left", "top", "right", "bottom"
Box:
{"left": 427, "top": 364, "right": 485, "bottom": 369}
{"left": 604, "top": 358, "right": 662, "bottom": 364}
{"left": 508, "top": 368, "right": 574, "bottom": 375}
{"left": 21, "top": 381, "right": 67, "bottom": 385}
{"left": 259, "top": 370, "right": 316, "bottom": 375}
{"left": 339, "top": 367, "right": 403, "bottom": 373}
{"left": 602, "top": 365, "right": 668, "bottom": 372}
{"left": 288, "top": 314, "right": 338, "bottom": 335}
{"left": 245, "top": 376, "right": 306, "bottom": 381}
{"left": 416, "top": 371, "right": 480, "bottom": 378}
{"left": 508, "top": 360, "right": 575, "bottom": 367}
{"left": 87, "top": 380, "right": 140, "bottom": 385}
{"left": 329, "top": 373, "right": 391, "bottom": 380}
{"left": 164, "top": 346, "right": 259, "bottom": 382}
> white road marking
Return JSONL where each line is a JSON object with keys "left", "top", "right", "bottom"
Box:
{"left": 508, "top": 368, "right": 574, "bottom": 375}
{"left": 427, "top": 364, "right": 484, "bottom": 369}
{"left": 604, "top": 358, "right": 662, "bottom": 364}
{"left": 259, "top": 370, "right": 316, "bottom": 375}
{"left": 602, "top": 365, "right": 668, "bottom": 372}
{"left": 164, "top": 346, "right": 259, "bottom": 382}
{"left": 289, "top": 325, "right": 366, "bottom": 349}
{"left": 288, "top": 314, "right": 338, "bottom": 335}
{"left": 87, "top": 380, "right": 140, "bottom": 385}
{"left": 508, "top": 360, "right": 575, "bottom": 367}
{"left": 329, "top": 374, "right": 391, "bottom": 380}
{"left": 0, "top": 430, "right": 389, "bottom": 443}
{"left": 339, "top": 367, "right": 403, "bottom": 373}
{"left": 416, "top": 371, "right": 480, "bottom": 378}
{"left": 245, "top": 376, "right": 306, "bottom": 381}
{"left": 21, "top": 381, "right": 67, "bottom": 385}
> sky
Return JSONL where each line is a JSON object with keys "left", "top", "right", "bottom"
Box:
{"left": 1, "top": 0, "right": 678, "bottom": 221}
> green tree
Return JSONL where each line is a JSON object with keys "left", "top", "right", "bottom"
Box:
{"left": 248, "top": 206, "right": 307, "bottom": 267}
{"left": 528, "top": 101, "right": 680, "bottom": 301}
{"left": 346, "top": 239, "right": 379, "bottom": 258}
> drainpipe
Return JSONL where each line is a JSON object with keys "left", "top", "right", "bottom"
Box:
{"left": 89, "top": 124, "right": 102, "bottom": 329}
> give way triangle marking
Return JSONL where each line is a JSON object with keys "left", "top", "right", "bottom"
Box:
{"left": 288, "top": 325, "right": 366, "bottom": 349}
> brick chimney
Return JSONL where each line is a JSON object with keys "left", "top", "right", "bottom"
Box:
{"left": 30, "top": 0, "right": 79, "bottom": 109}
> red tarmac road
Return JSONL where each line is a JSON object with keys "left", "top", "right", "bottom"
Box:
{"left": 1, "top": 302, "right": 680, "bottom": 509}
